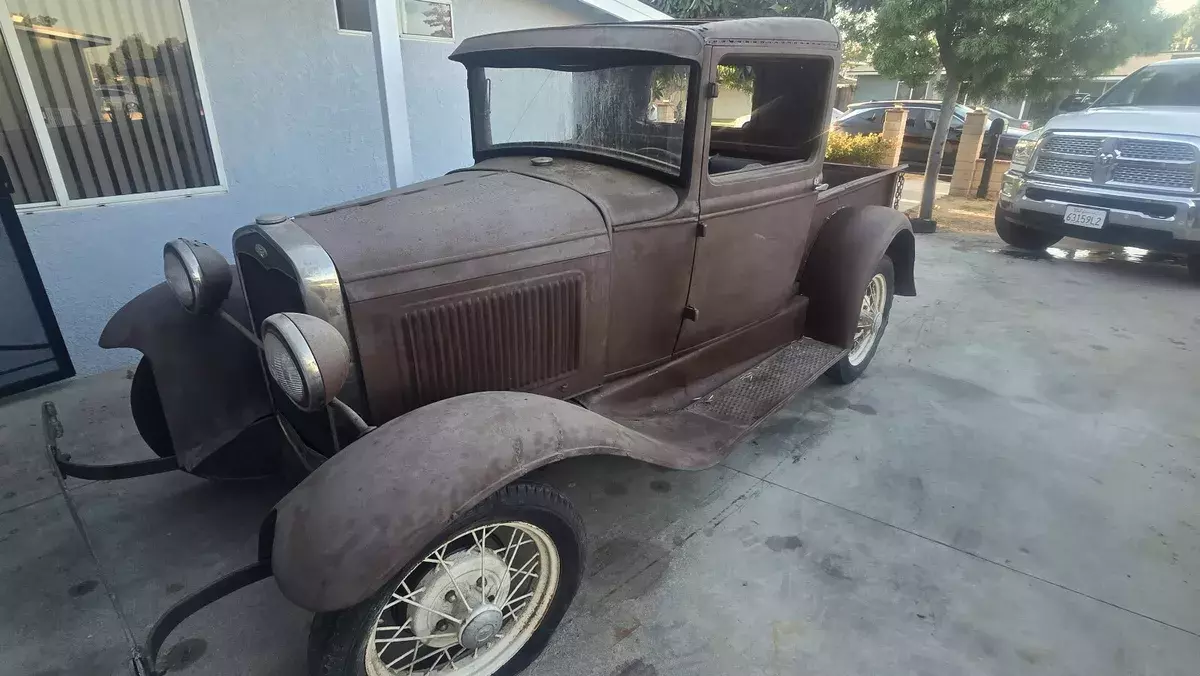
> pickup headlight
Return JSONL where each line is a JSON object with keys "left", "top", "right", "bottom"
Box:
{"left": 261, "top": 312, "right": 350, "bottom": 412}
{"left": 163, "top": 239, "right": 232, "bottom": 314}
{"left": 1009, "top": 128, "right": 1044, "bottom": 174}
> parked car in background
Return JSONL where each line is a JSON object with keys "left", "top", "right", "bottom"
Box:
{"left": 995, "top": 57, "right": 1200, "bottom": 281}
{"left": 836, "top": 100, "right": 1029, "bottom": 172}
{"left": 986, "top": 107, "right": 1031, "bottom": 130}
{"left": 734, "top": 107, "right": 842, "bottom": 128}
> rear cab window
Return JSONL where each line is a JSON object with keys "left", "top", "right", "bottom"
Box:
{"left": 708, "top": 55, "right": 833, "bottom": 176}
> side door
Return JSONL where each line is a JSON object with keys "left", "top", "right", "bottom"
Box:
{"left": 675, "top": 48, "right": 836, "bottom": 352}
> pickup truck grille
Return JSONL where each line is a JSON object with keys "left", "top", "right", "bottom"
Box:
{"left": 1032, "top": 134, "right": 1200, "bottom": 193}
{"left": 1112, "top": 165, "right": 1196, "bottom": 191}
{"left": 1033, "top": 157, "right": 1092, "bottom": 180}
{"left": 1042, "top": 136, "right": 1103, "bottom": 156}
{"left": 1119, "top": 140, "right": 1197, "bottom": 163}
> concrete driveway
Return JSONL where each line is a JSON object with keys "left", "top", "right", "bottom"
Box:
{"left": 1, "top": 231, "right": 1198, "bottom": 676}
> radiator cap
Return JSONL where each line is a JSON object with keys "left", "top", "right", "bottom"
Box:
{"left": 255, "top": 213, "right": 289, "bottom": 225}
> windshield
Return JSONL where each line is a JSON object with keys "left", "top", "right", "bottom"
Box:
{"left": 477, "top": 62, "right": 692, "bottom": 176}
{"left": 1093, "top": 63, "right": 1200, "bottom": 107}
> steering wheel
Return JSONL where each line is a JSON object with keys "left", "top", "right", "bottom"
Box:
{"left": 636, "top": 147, "right": 682, "bottom": 165}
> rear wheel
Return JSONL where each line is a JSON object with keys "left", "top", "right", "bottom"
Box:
{"left": 1189, "top": 255, "right": 1200, "bottom": 284}
{"left": 995, "top": 208, "right": 1061, "bottom": 250}
{"left": 826, "top": 256, "right": 894, "bottom": 385}
{"left": 309, "top": 482, "right": 585, "bottom": 676}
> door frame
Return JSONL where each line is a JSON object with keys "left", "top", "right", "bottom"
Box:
{"left": 0, "top": 156, "right": 74, "bottom": 398}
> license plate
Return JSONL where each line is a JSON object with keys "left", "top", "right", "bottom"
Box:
{"left": 1063, "top": 206, "right": 1107, "bottom": 229}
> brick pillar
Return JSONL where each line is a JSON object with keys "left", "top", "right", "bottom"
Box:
{"left": 880, "top": 106, "right": 908, "bottom": 168}
{"left": 949, "top": 109, "right": 989, "bottom": 196}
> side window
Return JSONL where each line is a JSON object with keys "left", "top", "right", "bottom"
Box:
{"left": 709, "top": 55, "right": 833, "bottom": 175}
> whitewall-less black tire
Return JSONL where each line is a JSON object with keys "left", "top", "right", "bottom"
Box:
{"left": 826, "top": 256, "right": 894, "bottom": 385}
{"left": 308, "top": 482, "right": 585, "bottom": 676}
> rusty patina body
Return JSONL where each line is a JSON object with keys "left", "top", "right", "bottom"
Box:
{"left": 91, "top": 18, "right": 914, "bottom": 627}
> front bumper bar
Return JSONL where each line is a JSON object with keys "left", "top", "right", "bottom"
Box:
{"left": 41, "top": 399, "right": 275, "bottom": 676}
{"left": 998, "top": 173, "right": 1200, "bottom": 250}
{"left": 43, "top": 401, "right": 179, "bottom": 481}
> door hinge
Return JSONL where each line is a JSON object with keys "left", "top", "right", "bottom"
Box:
{"left": 696, "top": 221, "right": 708, "bottom": 237}
{"left": 706, "top": 82, "right": 719, "bottom": 99}
{"left": 682, "top": 305, "right": 700, "bottom": 322}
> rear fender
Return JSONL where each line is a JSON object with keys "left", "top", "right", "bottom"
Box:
{"left": 799, "top": 205, "right": 915, "bottom": 349}
{"left": 270, "top": 392, "right": 712, "bottom": 612}
{"left": 99, "top": 275, "right": 272, "bottom": 470}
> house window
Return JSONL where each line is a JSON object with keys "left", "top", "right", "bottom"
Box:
{"left": 709, "top": 56, "right": 832, "bottom": 172}
{"left": 336, "top": 0, "right": 454, "bottom": 40}
{"left": 0, "top": 1, "right": 222, "bottom": 208}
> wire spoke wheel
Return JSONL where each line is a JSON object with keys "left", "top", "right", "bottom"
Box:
{"left": 848, "top": 272, "right": 887, "bottom": 367}
{"left": 365, "top": 522, "right": 560, "bottom": 676}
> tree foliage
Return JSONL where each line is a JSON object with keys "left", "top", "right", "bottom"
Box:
{"left": 870, "top": 0, "right": 1173, "bottom": 101}
{"left": 649, "top": 0, "right": 877, "bottom": 20}
{"left": 1174, "top": 2, "right": 1200, "bottom": 51}
{"left": 866, "top": 0, "right": 1173, "bottom": 221}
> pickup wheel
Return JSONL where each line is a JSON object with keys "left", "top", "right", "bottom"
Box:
{"left": 1189, "top": 255, "right": 1200, "bottom": 284}
{"left": 995, "top": 207, "right": 1061, "bottom": 250}
{"left": 308, "top": 482, "right": 585, "bottom": 676}
{"left": 826, "top": 256, "right": 894, "bottom": 385}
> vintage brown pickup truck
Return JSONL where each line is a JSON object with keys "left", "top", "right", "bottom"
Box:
{"left": 44, "top": 17, "right": 914, "bottom": 676}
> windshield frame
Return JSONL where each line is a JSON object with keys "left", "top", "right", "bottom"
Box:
{"left": 464, "top": 50, "right": 702, "bottom": 187}
{"left": 1092, "top": 62, "right": 1200, "bottom": 108}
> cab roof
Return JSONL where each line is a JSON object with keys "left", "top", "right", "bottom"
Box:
{"left": 450, "top": 17, "right": 841, "bottom": 64}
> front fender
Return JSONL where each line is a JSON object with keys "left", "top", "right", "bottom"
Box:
{"left": 799, "top": 205, "right": 915, "bottom": 349}
{"left": 270, "top": 392, "right": 710, "bottom": 612}
{"left": 100, "top": 275, "right": 272, "bottom": 470}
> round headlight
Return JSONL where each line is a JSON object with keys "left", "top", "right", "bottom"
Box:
{"left": 264, "top": 330, "right": 308, "bottom": 404}
{"left": 261, "top": 312, "right": 351, "bottom": 412}
{"left": 163, "top": 248, "right": 196, "bottom": 309}
{"left": 162, "top": 239, "right": 232, "bottom": 315}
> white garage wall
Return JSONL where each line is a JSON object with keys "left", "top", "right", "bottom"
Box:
{"left": 18, "top": 0, "right": 390, "bottom": 376}
{"left": 15, "top": 0, "right": 612, "bottom": 376}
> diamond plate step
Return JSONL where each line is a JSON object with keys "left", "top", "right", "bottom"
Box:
{"left": 609, "top": 338, "right": 847, "bottom": 459}
{"left": 684, "top": 338, "right": 845, "bottom": 425}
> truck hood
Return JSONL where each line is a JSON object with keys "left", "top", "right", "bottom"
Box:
{"left": 295, "top": 159, "right": 681, "bottom": 301}
{"left": 1044, "top": 107, "right": 1200, "bottom": 139}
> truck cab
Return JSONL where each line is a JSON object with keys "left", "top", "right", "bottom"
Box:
{"left": 995, "top": 57, "right": 1200, "bottom": 281}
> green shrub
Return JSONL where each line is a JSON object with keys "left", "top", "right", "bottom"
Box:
{"left": 825, "top": 130, "right": 897, "bottom": 167}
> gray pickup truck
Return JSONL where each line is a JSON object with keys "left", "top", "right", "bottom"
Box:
{"left": 994, "top": 57, "right": 1200, "bottom": 281}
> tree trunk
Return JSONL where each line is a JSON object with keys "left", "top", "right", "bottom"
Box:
{"left": 918, "top": 78, "right": 963, "bottom": 221}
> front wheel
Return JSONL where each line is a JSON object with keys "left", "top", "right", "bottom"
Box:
{"left": 995, "top": 208, "right": 1062, "bottom": 250}
{"left": 309, "top": 482, "right": 585, "bottom": 676}
{"left": 826, "top": 256, "right": 894, "bottom": 385}
{"left": 1188, "top": 255, "right": 1200, "bottom": 284}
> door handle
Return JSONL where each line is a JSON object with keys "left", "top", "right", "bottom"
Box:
{"left": 815, "top": 183, "right": 830, "bottom": 192}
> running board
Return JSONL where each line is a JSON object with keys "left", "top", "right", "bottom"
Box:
{"left": 606, "top": 338, "right": 847, "bottom": 457}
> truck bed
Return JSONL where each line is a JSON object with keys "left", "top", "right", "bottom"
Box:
{"left": 814, "top": 162, "right": 906, "bottom": 225}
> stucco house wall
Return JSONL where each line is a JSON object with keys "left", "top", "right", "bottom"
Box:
{"left": 15, "top": 0, "right": 629, "bottom": 376}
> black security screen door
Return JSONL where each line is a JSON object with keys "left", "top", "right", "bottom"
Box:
{"left": 0, "top": 155, "right": 73, "bottom": 397}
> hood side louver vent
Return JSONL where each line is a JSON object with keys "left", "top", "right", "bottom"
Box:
{"left": 396, "top": 273, "right": 583, "bottom": 411}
